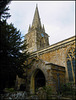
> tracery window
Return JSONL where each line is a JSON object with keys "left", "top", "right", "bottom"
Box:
{"left": 66, "top": 47, "right": 76, "bottom": 82}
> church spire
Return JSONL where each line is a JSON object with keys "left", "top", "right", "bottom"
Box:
{"left": 43, "top": 24, "right": 45, "bottom": 32}
{"left": 32, "top": 4, "right": 41, "bottom": 29}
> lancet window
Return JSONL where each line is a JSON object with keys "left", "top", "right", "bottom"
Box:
{"left": 66, "top": 47, "right": 76, "bottom": 82}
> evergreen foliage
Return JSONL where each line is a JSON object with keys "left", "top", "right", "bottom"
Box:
{"left": 0, "top": 0, "right": 11, "bottom": 20}
{"left": 0, "top": 20, "right": 29, "bottom": 91}
{"left": 0, "top": 0, "right": 30, "bottom": 93}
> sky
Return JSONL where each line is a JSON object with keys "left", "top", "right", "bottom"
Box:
{"left": 7, "top": 1, "right": 75, "bottom": 45}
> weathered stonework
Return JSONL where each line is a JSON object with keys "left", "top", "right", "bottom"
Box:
{"left": 16, "top": 5, "right": 75, "bottom": 94}
{"left": 29, "top": 36, "right": 75, "bottom": 84}
{"left": 27, "top": 59, "right": 65, "bottom": 94}
{"left": 25, "top": 5, "right": 49, "bottom": 53}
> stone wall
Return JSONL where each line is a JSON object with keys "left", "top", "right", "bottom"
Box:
{"left": 25, "top": 30, "right": 37, "bottom": 53}
{"left": 27, "top": 58, "right": 65, "bottom": 94}
{"left": 30, "top": 36, "right": 75, "bottom": 82}
{"left": 16, "top": 36, "right": 75, "bottom": 93}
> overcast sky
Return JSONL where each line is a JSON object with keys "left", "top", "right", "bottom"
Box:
{"left": 7, "top": 1, "right": 75, "bottom": 45}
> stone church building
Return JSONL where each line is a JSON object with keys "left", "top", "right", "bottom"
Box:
{"left": 17, "top": 5, "right": 75, "bottom": 94}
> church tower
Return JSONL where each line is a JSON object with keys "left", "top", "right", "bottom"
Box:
{"left": 25, "top": 5, "right": 49, "bottom": 53}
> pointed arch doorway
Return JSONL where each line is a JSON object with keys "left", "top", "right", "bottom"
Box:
{"left": 30, "top": 69, "right": 46, "bottom": 94}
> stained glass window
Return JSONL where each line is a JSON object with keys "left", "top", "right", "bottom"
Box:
{"left": 72, "top": 58, "right": 75, "bottom": 74}
{"left": 66, "top": 48, "right": 76, "bottom": 82}
{"left": 67, "top": 60, "right": 73, "bottom": 81}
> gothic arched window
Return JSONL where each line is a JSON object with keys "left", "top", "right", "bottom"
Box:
{"left": 66, "top": 47, "right": 76, "bottom": 82}
{"left": 67, "top": 60, "right": 73, "bottom": 81}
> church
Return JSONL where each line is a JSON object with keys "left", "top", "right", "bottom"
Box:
{"left": 17, "top": 5, "right": 75, "bottom": 94}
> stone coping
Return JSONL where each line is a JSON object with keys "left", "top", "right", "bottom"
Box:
{"left": 45, "top": 62, "right": 65, "bottom": 68}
